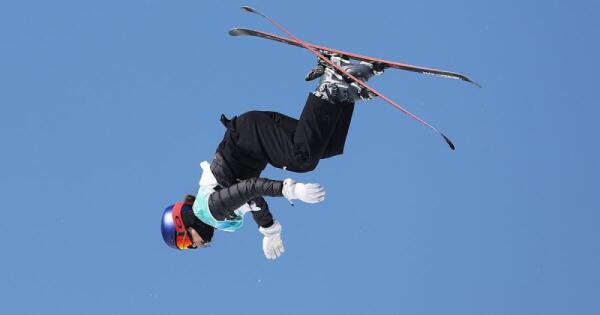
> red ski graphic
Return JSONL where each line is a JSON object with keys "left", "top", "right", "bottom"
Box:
{"left": 229, "top": 28, "right": 481, "bottom": 88}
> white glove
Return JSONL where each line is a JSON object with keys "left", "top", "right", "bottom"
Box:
{"left": 259, "top": 220, "right": 285, "bottom": 260}
{"left": 282, "top": 179, "right": 325, "bottom": 204}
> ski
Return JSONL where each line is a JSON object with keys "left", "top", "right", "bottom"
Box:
{"left": 236, "top": 6, "right": 461, "bottom": 150}
{"left": 229, "top": 27, "right": 481, "bottom": 88}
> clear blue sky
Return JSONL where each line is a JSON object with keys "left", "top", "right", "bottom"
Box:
{"left": 1, "top": 1, "right": 599, "bottom": 314}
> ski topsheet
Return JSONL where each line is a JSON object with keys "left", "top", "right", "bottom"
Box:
{"left": 229, "top": 28, "right": 481, "bottom": 88}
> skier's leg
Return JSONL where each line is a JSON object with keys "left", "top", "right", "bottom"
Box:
{"left": 288, "top": 93, "right": 350, "bottom": 171}
{"left": 236, "top": 57, "right": 382, "bottom": 171}
{"left": 217, "top": 107, "right": 337, "bottom": 173}
{"left": 214, "top": 57, "right": 381, "bottom": 174}
{"left": 289, "top": 56, "right": 383, "bottom": 165}
{"left": 322, "top": 101, "right": 355, "bottom": 158}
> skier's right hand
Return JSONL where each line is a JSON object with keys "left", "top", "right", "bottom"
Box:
{"left": 259, "top": 220, "right": 285, "bottom": 260}
{"left": 282, "top": 179, "right": 325, "bottom": 204}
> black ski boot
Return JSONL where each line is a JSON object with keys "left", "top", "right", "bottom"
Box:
{"left": 310, "top": 55, "right": 384, "bottom": 103}
{"left": 304, "top": 58, "right": 327, "bottom": 81}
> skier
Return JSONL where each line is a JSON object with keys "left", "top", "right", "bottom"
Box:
{"left": 161, "top": 55, "right": 384, "bottom": 259}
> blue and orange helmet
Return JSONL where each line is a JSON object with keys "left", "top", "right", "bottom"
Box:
{"left": 160, "top": 202, "right": 193, "bottom": 250}
{"left": 161, "top": 197, "right": 214, "bottom": 250}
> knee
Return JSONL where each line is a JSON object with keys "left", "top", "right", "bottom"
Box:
{"left": 290, "top": 158, "right": 319, "bottom": 173}
{"left": 301, "top": 160, "right": 319, "bottom": 172}
{"left": 289, "top": 143, "right": 322, "bottom": 172}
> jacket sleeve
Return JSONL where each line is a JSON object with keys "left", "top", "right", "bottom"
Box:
{"left": 208, "top": 177, "right": 283, "bottom": 227}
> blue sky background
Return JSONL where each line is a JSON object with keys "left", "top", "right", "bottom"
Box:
{"left": 1, "top": 1, "right": 599, "bottom": 314}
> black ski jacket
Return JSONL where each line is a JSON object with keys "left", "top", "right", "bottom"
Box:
{"left": 208, "top": 177, "right": 284, "bottom": 223}
{"left": 210, "top": 152, "right": 277, "bottom": 228}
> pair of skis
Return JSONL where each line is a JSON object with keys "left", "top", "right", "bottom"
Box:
{"left": 232, "top": 6, "right": 480, "bottom": 150}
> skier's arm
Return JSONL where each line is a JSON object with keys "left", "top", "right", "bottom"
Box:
{"left": 208, "top": 177, "right": 283, "bottom": 222}
{"left": 250, "top": 197, "right": 274, "bottom": 228}
{"left": 208, "top": 177, "right": 326, "bottom": 225}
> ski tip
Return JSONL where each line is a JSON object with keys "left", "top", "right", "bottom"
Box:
{"left": 456, "top": 74, "right": 482, "bottom": 88}
{"left": 441, "top": 133, "right": 456, "bottom": 150}
{"left": 228, "top": 28, "right": 243, "bottom": 36}
{"left": 469, "top": 79, "right": 483, "bottom": 88}
{"left": 461, "top": 75, "right": 482, "bottom": 88}
{"left": 241, "top": 6, "right": 261, "bottom": 15}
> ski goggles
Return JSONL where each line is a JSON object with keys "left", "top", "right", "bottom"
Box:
{"left": 172, "top": 202, "right": 210, "bottom": 250}
{"left": 172, "top": 202, "right": 194, "bottom": 250}
{"left": 176, "top": 231, "right": 194, "bottom": 250}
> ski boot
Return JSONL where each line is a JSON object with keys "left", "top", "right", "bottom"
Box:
{"left": 306, "top": 54, "right": 384, "bottom": 103}
{"left": 304, "top": 55, "right": 328, "bottom": 81}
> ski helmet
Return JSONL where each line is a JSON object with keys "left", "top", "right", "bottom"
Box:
{"left": 161, "top": 202, "right": 192, "bottom": 250}
{"left": 161, "top": 198, "right": 215, "bottom": 250}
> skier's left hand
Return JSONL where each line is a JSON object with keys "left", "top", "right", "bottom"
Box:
{"left": 259, "top": 220, "right": 285, "bottom": 260}
{"left": 282, "top": 179, "right": 325, "bottom": 204}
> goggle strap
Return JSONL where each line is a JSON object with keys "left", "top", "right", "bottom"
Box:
{"left": 172, "top": 201, "right": 188, "bottom": 250}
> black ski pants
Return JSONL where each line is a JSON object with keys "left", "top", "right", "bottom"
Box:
{"left": 211, "top": 93, "right": 355, "bottom": 226}
{"left": 218, "top": 92, "right": 354, "bottom": 175}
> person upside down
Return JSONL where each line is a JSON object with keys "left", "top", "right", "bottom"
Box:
{"left": 161, "top": 55, "right": 384, "bottom": 259}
